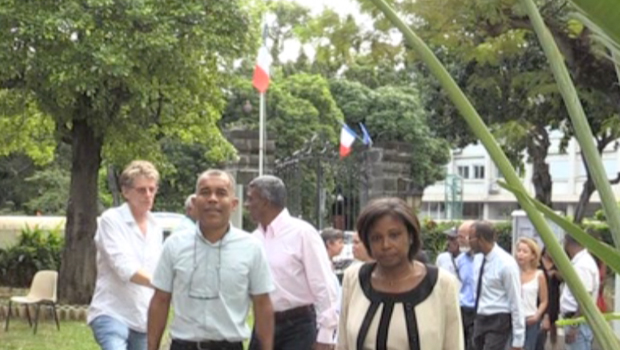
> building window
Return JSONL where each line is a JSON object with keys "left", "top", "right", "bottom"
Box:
{"left": 428, "top": 202, "right": 446, "bottom": 219}
{"left": 495, "top": 165, "right": 504, "bottom": 179}
{"left": 473, "top": 165, "right": 485, "bottom": 179}
{"left": 457, "top": 166, "right": 469, "bottom": 179}
{"left": 463, "top": 202, "right": 483, "bottom": 220}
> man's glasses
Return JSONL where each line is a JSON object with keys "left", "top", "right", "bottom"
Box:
{"left": 132, "top": 186, "right": 158, "bottom": 195}
{"left": 188, "top": 235, "right": 222, "bottom": 300}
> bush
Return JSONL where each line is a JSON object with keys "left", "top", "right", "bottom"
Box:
{"left": 419, "top": 219, "right": 460, "bottom": 262}
{"left": 495, "top": 221, "right": 513, "bottom": 253}
{"left": 581, "top": 220, "right": 614, "bottom": 246}
{"left": 0, "top": 225, "right": 64, "bottom": 288}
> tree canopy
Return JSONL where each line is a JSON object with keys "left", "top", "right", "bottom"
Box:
{"left": 0, "top": 0, "right": 261, "bottom": 303}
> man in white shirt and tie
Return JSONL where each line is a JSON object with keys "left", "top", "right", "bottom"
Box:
{"left": 469, "top": 221, "right": 524, "bottom": 350}
{"left": 559, "top": 234, "right": 599, "bottom": 350}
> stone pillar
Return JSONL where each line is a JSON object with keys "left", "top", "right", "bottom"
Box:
{"left": 361, "top": 147, "right": 384, "bottom": 205}
{"left": 223, "top": 127, "right": 275, "bottom": 229}
{"left": 224, "top": 127, "right": 276, "bottom": 186}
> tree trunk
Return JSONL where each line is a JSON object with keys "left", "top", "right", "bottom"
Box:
{"left": 527, "top": 126, "right": 553, "bottom": 207}
{"left": 574, "top": 167, "right": 620, "bottom": 224}
{"left": 573, "top": 176, "right": 596, "bottom": 224}
{"left": 107, "top": 165, "right": 121, "bottom": 207}
{"left": 58, "top": 119, "right": 103, "bottom": 304}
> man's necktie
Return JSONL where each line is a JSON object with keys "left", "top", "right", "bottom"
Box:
{"left": 474, "top": 257, "right": 486, "bottom": 312}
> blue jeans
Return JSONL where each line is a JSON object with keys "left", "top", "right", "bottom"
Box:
{"left": 565, "top": 324, "right": 594, "bottom": 350}
{"left": 90, "top": 315, "right": 147, "bottom": 350}
{"left": 524, "top": 321, "right": 540, "bottom": 350}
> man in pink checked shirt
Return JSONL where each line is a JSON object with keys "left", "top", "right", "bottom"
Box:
{"left": 246, "top": 175, "right": 339, "bottom": 350}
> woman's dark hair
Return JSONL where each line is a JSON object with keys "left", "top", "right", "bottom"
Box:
{"left": 356, "top": 197, "right": 421, "bottom": 261}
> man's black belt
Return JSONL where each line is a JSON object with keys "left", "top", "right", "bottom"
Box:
{"left": 461, "top": 306, "right": 476, "bottom": 313}
{"left": 275, "top": 304, "right": 314, "bottom": 323}
{"left": 171, "top": 338, "right": 243, "bottom": 350}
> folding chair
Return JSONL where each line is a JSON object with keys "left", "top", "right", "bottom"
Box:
{"left": 4, "top": 270, "right": 60, "bottom": 334}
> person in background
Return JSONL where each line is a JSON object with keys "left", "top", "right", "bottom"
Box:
{"left": 536, "top": 248, "right": 561, "bottom": 350}
{"left": 469, "top": 221, "right": 524, "bottom": 350}
{"left": 515, "top": 238, "right": 548, "bottom": 350}
{"left": 559, "top": 235, "right": 599, "bottom": 350}
{"left": 320, "top": 228, "right": 346, "bottom": 342}
{"left": 587, "top": 230, "right": 608, "bottom": 314}
{"left": 337, "top": 197, "right": 463, "bottom": 350}
{"left": 321, "top": 228, "right": 345, "bottom": 264}
{"left": 352, "top": 231, "right": 372, "bottom": 263}
{"left": 246, "top": 175, "right": 339, "bottom": 350}
{"left": 184, "top": 194, "right": 197, "bottom": 220}
{"left": 594, "top": 256, "right": 607, "bottom": 313}
{"left": 147, "top": 169, "right": 275, "bottom": 350}
{"left": 435, "top": 227, "right": 461, "bottom": 278}
{"left": 456, "top": 220, "right": 482, "bottom": 350}
{"left": 172, "top": 194, "right": 197, "bottom": 234}
{"left": 88, "top": 160, "right": 163, "bottom": 350}
{"left": 415, "top": 249, "right": 431, "bottom": 264}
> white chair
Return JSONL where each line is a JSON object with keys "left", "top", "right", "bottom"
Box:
{"left": 4, "top": 270, "right": 60, "bottom": 334}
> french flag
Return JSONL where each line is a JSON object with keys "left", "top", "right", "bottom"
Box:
{"left": 253, "top": 23, "right": 271, "bottom": 93}
{"left": 340, "top": 124, "right": 358, "bottom": 158}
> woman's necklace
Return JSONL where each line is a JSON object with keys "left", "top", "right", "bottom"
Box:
{"left": 373, "top": 264, "right": 415, "bottom": 286}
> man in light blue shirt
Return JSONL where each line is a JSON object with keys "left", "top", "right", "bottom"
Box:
{"left": 456, "top": 220, "right": 483, "bottom": 350}
{"left": 469, "top": 221, "right": 524, "bottom": 350}
{"left": 147, "top": 170, "right": 275, "bottom": 350}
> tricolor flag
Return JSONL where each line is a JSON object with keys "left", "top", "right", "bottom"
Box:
{"left": 252, "top": 23, "right": 271, "bottom": 93}
{"left": 359, "top": 122, "right": 373, "bottom": 146}
{"left": 340, "top": 124, "right": 358, "bottom": 158}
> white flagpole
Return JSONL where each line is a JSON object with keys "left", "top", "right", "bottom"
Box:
{"left": 259, "top": 92, "right": 266, "bottom": 176}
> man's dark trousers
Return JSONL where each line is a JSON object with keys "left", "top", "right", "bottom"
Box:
{"left": 472, "top": 314, "right": 512, "bottom": 350}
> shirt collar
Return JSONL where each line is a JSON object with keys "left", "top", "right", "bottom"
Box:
{"left": 195, "top": 223, "right": 238, "bottom": 246}
{"left": 571, "top": 249, "right": 588, "bottom": 263}
{"left": 260, "top": 208, "right": 290, "bottom": 236}
{"left": 118, "top": 202, "right": 156, "bottom": 225}
{"left": 485, "top": 243, "right": 500, "bottom": 261}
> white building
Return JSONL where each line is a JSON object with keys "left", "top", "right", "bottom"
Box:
{"left": 421, "top": 131, "right": 620, "bottom": 221}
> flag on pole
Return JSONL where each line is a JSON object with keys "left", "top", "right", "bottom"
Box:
{"left": 253, "top": 23, "right": 271, "bottom": 93}
{"left": 359, "top": 122, "right": 373, "bottom": 146}
{"left": 340, "top": 124, "right": 358, "bottom": 158}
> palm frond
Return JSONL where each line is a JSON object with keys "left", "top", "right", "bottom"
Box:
{"left": 570, "top": 0, "right": 620, "bottom": 65}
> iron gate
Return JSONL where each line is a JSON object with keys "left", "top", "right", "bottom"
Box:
{"left": 274, "top": 135, "right": 370, "bottom": 231}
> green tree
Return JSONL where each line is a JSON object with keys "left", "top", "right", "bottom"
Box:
{"left": 0, "top": 154, "right": 36, "bottom": 214}
{"left": 359, "top": 0, "right": 619, "bottom": 210}
{"left": 222, "top": 72, "right": 342, "bottom": 158}
{"left": 330, "top": 79, "right": 450, "bottom": 191}
{"left": 265, "top": 0, "right": 310, "bottom": 66}
{"left": 0, "top": 0, "right": 258, "bottom": 303}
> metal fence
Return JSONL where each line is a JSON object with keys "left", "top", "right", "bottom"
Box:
{"left": 274, "top": 136, "right": 369, "bottom": 231}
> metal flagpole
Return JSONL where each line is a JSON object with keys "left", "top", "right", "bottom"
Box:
{"left": 259, "top": 92, "right": 265, "bottom": 176}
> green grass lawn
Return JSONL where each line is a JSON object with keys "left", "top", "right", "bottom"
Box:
{"left": 0, "top": 310, "right": 255, "bottom": 350}
{"left": 1, "top": 320, "right": 99, "bottom": 350}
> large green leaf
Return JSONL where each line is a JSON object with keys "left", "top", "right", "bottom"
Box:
{"left": 570, "top": 0, "right": 620, "bottom": 59}
{"left": 498, "top": 181, "right": 620, "bottom": 275}
{"left": 518, "top": 1, "right": 620, "bottom": 347}
{"left": 520, "top": 0, "right": 620, "bottom": 249}
{"left": 364, "top": 0, "right": 620, "bottom": 348}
